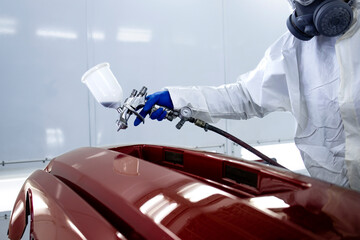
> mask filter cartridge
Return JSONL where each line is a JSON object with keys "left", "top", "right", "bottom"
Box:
{"left": 287, "top": 0, "right": 353, "bottom": 40}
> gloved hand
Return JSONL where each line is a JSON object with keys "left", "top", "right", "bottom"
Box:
{"left": 134, "top": 90, "right": 174, "bottom": 126}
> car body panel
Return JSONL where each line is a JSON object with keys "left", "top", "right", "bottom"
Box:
{"left": 8, "top": 144, "right": 360, "bottom": 239}
{"left": 8, "top": 170, "right": 125, "bottom": 240}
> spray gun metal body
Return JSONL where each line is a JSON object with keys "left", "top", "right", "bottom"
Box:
{"left": 116, "top": 86, "right": 179, "bottom": 130}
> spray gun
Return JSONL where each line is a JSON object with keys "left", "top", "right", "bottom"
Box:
{"left": 116, "top": 86, "right": 198, "bottom": 131}
{"left": 82, "top": 63, "right": 285, "bottom": 169}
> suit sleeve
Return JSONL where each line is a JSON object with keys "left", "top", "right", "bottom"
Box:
{"left": 166, "top": 33, "right": 294, "bottom": 123}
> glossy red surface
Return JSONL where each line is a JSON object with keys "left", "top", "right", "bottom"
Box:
{"left": 8, "top": 144, "right": 360, "bottom": 239}
{"left": 8, "top": 170, "right": 125, "bottom": 240}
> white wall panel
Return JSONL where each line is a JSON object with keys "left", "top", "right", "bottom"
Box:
{"left": 0, "top": 1, "right": 90, "bottom": 161}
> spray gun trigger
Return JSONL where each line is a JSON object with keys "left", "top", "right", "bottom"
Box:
{"left": 133, "top": 110, "right": 145, "bottom": 124}
{"left": 124, "top": 104, "right": 145, "bottom": 123}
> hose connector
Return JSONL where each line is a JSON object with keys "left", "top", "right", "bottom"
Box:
{"left": 194, "top": 119, "right": 209, "bottom": 131}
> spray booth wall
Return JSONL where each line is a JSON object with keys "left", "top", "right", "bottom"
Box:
{"left": 0, "top": 1, "right": 295, "bottom": 168}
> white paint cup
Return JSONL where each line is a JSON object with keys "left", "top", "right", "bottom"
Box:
{"left": 81, "top": 62, "right": 123, "bottom": 109}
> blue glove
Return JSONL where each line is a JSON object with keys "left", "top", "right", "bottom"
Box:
{"left": 134, "top": 91, "right": 174, "bottom": 126}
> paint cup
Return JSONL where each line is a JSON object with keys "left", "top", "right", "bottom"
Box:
{"left": 81, "top": 62, "right": 123, "bottom": 109}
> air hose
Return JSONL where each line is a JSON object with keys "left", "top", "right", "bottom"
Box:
{"left": 186, "top": 117, "right": 287, "bottom": 169}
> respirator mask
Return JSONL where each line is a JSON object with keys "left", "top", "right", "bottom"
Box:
{"left": 287, "top": 0, "right": 354, "bottom": 40}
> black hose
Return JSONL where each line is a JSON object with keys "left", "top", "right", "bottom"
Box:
{"left": 191, "top": 118, "right": 287, "bottom": 169}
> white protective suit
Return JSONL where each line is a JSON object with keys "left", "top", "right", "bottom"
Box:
{"left": 166, "top": 1, "right": 360, "bottom": 190}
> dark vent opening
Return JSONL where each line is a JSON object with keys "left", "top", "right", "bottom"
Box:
{"left": 164, "top": 151, "right": 184, "bottom": 166}
{"left": 224, "top": 165, "right": 258, "bottom": 188}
